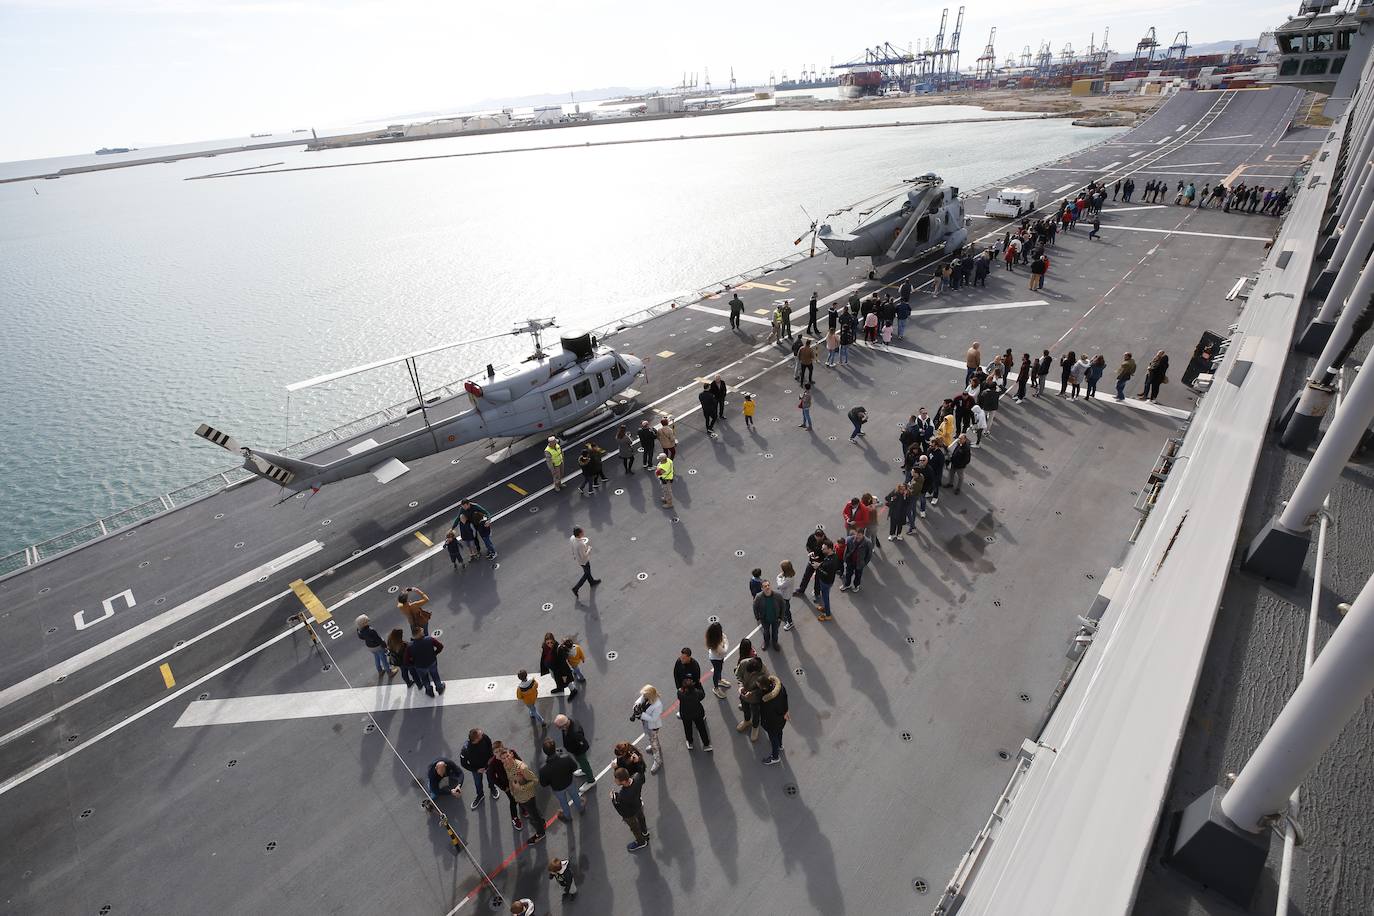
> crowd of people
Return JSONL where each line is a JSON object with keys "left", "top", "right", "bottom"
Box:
{"left": 345, "top": 173, "right": 1208, "bottom": 910}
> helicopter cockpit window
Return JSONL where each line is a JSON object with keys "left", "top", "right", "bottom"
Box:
{"left": 595, "top": 372, "right": 606, "bottom": 388}
{"left": 573, "top": 379, "right": 593, "bottom": 399}
{"left": 610, "top": 361, "right": 624, "bottom": 380}
{"left": 550, "top": 389, "right": 572, "bottom": 411}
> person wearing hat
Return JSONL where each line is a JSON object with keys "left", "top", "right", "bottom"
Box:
{"left": 544, "top": 436, "right": 565, "bottom": 491}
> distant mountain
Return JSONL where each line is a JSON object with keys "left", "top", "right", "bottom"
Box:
{"left": 1186, "top": 38, "right": 1257, "bottom": 55}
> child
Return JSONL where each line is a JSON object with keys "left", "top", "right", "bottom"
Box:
{"left": 881, "top": 320, "right": 893, "bottom": 346}
{"left": 563, "top": 637, "right": 587, "bottom": 684}
{"left": 742, "top": 393, "right": 756, "bottom": 429}
{"left": 548, "top": 858, "right": 579, "bottom": 897}
{"left": 516, "top": 670, "right": 546, "bottom": 727}
{"left": 454, "top": 513, "right": 481, "bottom": 561}
{"left": 748, "top": 568, "right": 765, "bottom": 598}
{"left": 443, "top": 529, "right": 464, "bottom": 570}
{"left": 510, "top": 900, "right": 535, "bottom": 915}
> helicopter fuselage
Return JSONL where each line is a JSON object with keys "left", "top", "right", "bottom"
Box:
{"left": 818, "top": 176, "right": 969, "bottom": 268}
{"left": 211, "top": 337, "right": 644, "bottom": 493}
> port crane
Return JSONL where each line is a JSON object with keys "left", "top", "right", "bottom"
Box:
{"left": 1133, "top": 27, "right": 1160, "bottom": 69}
{"left": 975, "top": 26, "right": 997, "bottom": 82}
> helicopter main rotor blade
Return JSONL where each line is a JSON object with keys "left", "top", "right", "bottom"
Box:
{"left": 286, "top": 328, "right": 528, "bottom": 392}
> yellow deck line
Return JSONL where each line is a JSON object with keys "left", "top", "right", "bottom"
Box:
{"left": 414, "top": 532, "right": 433, "bottom": 547}
{"left": 289, "top": 578, "right": 331, "bottom": 624}
{"left": 159, "top": 663, "right": 175, "bottom": 688}
{"left": 507, "top": 483, "right": 528, "bottom": 496}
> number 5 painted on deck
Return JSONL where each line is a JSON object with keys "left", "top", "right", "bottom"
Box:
{"left": 74, "top": 589, "right": 136, "bottom": 631}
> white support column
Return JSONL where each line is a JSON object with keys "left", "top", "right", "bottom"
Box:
{"left": 1338, "top": 101, "right": 1374, "bottom": 207}
{"left": 1334, "top": 155, "right": 1374, "bottom": 230}
{"left": 1221, "top": 570, "right": 1374, "bottom": 830}
{"left": 1284, "top": 266, "right": 1374, "bottom": 447}
{"left": 1305, "top": 179, "right": 1374, "bottom": 330}
{"left": 1326, "top": 163, "right": 1374, "bottom": 260}
{"left": 1245, "top": 358, "right": 1374, "bottom": 582}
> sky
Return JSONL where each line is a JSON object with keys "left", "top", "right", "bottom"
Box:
{"left": 0, "top": 0, "right": 1299, "bottom": 162}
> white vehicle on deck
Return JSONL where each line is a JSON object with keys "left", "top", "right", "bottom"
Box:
{"left": 984, "top": 186, "right": 1039, "bottom": 218}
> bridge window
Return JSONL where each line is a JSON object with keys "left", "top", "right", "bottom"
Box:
{"left": 1279, "top": 57, "right": 1300, "bottom": 76}
{"left": 1277, "top": 34, "right": 1301, "bottom": 54}
{"left": 1305, "top": 32, "right": 1335, "bottom": 53}
{"left": 1337, "top": 30, "right": 1354, "bottom": 51}
{"left": 1332, "top": 55, "right": 1346, "bottom": 74}
{"left": 550, "top": 389, "right": 572, "bottom": 411}
{"left": 573, "top": 379, "right": 593, "bottom": 399}
{"left": 1300, "top": 57, "right": 1330, "bottom": 75}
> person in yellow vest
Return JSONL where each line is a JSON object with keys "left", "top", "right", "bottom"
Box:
{"left": 655, "top": 453, "right": 675, "bottom": 508}
{"left": 544, "top": 437, "right": 565, "bottom": 491}
{"left": 742, "top": 393, "right": 756, "bottom": 430}
{"left": 516, "top": 669, "right": 546, "bottom": 728}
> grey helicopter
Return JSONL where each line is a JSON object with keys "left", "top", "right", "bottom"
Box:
{"left": 796, "top": 174, "right": 970, "bottom": 276}
{"left": 195, "top": 319, "right": 644, "bottom": 496}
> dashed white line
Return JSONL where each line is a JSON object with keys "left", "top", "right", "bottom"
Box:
{"left": 1103, "top": 161, "right": 1122, "bottom": 170}
{"left": 1052, "top": 182, "right": 1077, "bottom": 193}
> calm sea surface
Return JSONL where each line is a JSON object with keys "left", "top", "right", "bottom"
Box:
{"left": 0, "top": 105, "right": 1123, "bottom": 555}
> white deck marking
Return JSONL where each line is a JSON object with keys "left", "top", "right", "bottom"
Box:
{"left": 1098, "top": 225, "right": 1269, "bottom": 242}
{"left": 1175, "top": 125, "right": 1186, "bottom": 132}
{"left": 1128, "top": 151, "right": 1144, "bottom": 158}
{"left": 1052, "top": 182, "right": 1077, "bottom": 193}
{"left": 1103, "top": 161, "right": 1121, "bottom": 170}
{"left": 1195, "top": 133, "right": 1253, "bottom": 142}
{"left": 918, "top": 299, "right": 1050, "bottom": 315}
{"left": 1148, "top": 161, "right": 1222, "bottom": 168}
{"left": 1145, "top": 171, "right": 1296, "bottom": 179}
{"left": 817, "top": 281, "right": 866, "bottom": 307}
{"left": 0, "top": 541, "right": 325, "bottom": 712}
{"left": 174, "top": 674, "right": 560, "bottom": 727}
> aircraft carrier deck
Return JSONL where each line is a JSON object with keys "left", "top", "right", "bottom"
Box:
{"left": 2, "top": 85, "right": 1363, "bottom": 915}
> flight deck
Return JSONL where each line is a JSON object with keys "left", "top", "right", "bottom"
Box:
{"left": 0, "top": 86, "right": 1323, "bottom": 915}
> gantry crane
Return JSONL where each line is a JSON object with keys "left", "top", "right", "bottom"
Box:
{"left": 1035, "top": 41, "right": 1053, "bottom": 75}
{"left": 975, "top": 26, "right": 997, "bottom": 81}
{"left": 1133, "top": 27, "right": 1159, "bottom": 69}
{"left": 948, "top": 5, "right": 964, "bottom": 85}
{"left": 1165, "top": 31, "right": 1190, "bottom": 67}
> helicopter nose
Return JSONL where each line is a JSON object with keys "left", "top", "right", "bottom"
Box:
{"left": 624, "top": 354, "right": 646, "bottom": 376}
